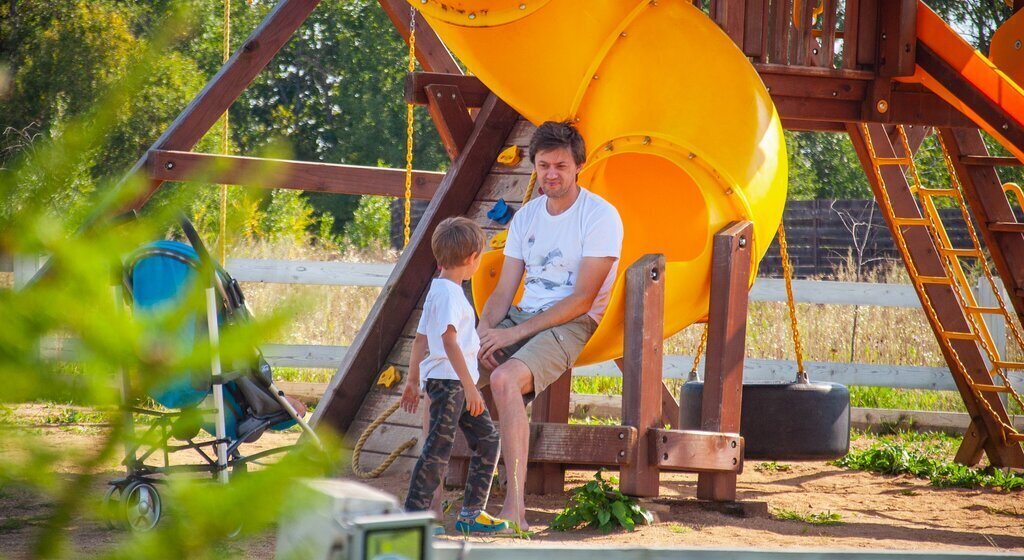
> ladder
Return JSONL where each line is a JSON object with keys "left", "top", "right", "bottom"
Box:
{"left": 849, "top": 123, "right": 1024, "bottom": 468}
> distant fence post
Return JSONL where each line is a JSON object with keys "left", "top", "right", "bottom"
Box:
{"left": 976, "top": 276, "right": 1009, "bottom": 408}
{"left": 13, "top": 254, "right": 42, "bottom": 291}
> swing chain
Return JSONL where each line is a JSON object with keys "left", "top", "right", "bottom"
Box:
{"left": 688, "top": 323, "right": 708, "bottom": 382}
{"left": 403, "top": 7, "right": 417, "bottom": 247}
{"left": 778, "top": 222, "right": 808, "bottom": 383}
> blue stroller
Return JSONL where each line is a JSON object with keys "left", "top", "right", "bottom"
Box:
{"left": 103, "top": 218, "right": 319, "bottom": 531}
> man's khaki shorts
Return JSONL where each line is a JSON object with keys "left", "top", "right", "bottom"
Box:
{"left": 479, "top": 307, "right": 597, "bottom": 396}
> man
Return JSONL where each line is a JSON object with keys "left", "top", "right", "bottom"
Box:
{"left": 477, "top": 121, "right": 624, "bottom": 530}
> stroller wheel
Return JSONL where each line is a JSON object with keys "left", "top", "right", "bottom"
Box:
{"left": 101, "top": 484, "right": 123, "bottom": 530}
{"left": 122, "top": 481, "right": 162, "bottom": 532}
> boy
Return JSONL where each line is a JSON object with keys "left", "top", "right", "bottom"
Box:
{"left": 400, "top": 216, "right": 508, "bottom": 534}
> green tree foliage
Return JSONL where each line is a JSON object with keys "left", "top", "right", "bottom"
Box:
{"left": 786, "top": 131, "right": 871, "bottom": 200}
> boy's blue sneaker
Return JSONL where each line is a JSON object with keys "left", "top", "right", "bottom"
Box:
{"left": 432, "top": 525, "right": 445, "bottom": 536}
{"left": 455, "top": 511, "right": 508, "bottom": 534}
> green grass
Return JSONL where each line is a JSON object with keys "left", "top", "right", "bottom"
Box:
{"left": 833, "top": 431, "right": 1024, "bottom": 490}
{"left": 848, "top": 387, "right": 966, "bottom": 412}
{"left": 667, "top": 523, "right": 692, "bottom": 534}
{"left": 773, "top": 509, "right": 843, "bottom": 525}
{"left": 755, "top": 461, "right": 792, "bottom": 473}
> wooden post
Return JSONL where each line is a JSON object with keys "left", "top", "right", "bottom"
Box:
{"left": 525, "top": 369, "right": 572, "bottom": 494}
{"left": 697, "top": 222, "right": 753, "bottom": 502}
{"left": 620, "top": 254, "right": 666, "bottom": 497}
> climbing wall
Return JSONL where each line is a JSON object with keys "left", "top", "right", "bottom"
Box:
{"left": 347, "top": 119, "right": 535, "bottom": 473}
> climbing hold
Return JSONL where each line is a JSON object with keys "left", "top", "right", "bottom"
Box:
{"left": 376, "top": 366, "right": 402, "bottom": 389}
{"left": 497, "top": 145, "right": 521, "bottom": 167}
{"left": 489, "top": 230, "right": 508, "bottom": 249}
{"left": 487, "top": 198, "right": 514, "bottom": 225}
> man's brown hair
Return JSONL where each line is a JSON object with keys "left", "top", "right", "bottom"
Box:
{"left": 528, "top": 120, "right": 586, "bottom": 165}
{"left": 432, "top": 216, "right": 485, "bottom": 269}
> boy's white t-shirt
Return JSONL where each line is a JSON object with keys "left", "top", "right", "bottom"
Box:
{"left": 415, "top": 278, "right": 481, "bottom": 386}
{"left": 504, "top": 188, "right": 624, "bottom": 322}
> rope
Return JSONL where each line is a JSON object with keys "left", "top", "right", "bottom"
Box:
{"left": 778, "top": 223, "right": 807, "bottom": 382}
{"left": 521, "top": 171, "right": 538, "bottom": 204}
{"left": 218, "top": 0, "right": 231, "bottom": 263}
{"left": 351, "top": 400, "right": 418, "bottom": 479}
{"left": 402, "top": 7, "right": 417, "bottom": 247}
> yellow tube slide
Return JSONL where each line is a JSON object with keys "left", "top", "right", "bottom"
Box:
{"left": 414, "top": 0, "right": 788, "bottom": 365}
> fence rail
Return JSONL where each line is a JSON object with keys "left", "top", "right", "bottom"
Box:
{"left": 19, "top": 256, "right": 1019, "bottom": 394}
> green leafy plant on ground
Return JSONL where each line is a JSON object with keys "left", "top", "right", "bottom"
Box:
{"left": 755, "top": 461, "right": 792, "bottom": 473}
{"left": 773, "top": 509, "right": 843, "bottom": 525}
{"left": 833, "top": 432, "right": 1024, "bottom": 491}
{"left": 551, "top": 469, "right": 653, "bottom": 532}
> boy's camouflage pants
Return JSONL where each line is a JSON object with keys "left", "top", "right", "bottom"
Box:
{"left": 405, "top": 379, "right": 500, "bottom": 513}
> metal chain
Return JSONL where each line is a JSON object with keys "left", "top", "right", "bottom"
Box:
{"left": 688, "top": 323, "right": 708, "bottom": 381}
{"left": 778, "top": 222, "right": 808, "bottom": 382}
{"left": 403, "top": 8, "right": 417, "bottom": 247}
{"left": 860, "top": 123, "right": 1019, "bottom": 445}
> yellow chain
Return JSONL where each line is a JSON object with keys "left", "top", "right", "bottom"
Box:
{"left": 778, "top": 222, "right": 807, "bottom": 380}
{"left": 218, "top": 0, "right": 231, "bottom": 263}
{"left": 688, "top": 323, "right": 708, "bottom": 381}
{"left": 403, "top": 8, "right": 417, "bottom": 248}
{"left": 860, "top": 123, "right": 1020, "bottom": 445}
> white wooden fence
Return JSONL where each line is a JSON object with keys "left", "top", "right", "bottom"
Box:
{"left": 13, "top": 256, "right": 1024, "bottom": 393}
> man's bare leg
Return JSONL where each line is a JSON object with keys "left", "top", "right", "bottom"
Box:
{"left": 490, "top": 359, "right": 534, "bottom": 530}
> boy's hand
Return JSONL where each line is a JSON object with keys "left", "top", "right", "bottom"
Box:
{"left": 464, "top": 385, "right": 485, "bottom": 417}
{"left": 400, "top": 379, "right": 421, "bottom": 414}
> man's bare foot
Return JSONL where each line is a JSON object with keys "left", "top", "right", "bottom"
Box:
{"left": 497, "top": 509, "right": 528, "bottom": 532}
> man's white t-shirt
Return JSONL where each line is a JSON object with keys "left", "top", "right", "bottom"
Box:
{"left": 504, "top": 188, "right": 624, "bottom": 322}
{"left": 415, "top": 278, "right": 481, "bottom": 386}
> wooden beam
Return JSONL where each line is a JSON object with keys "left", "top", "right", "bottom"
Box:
{"left": 877, "top": 0, "right": 917, "bottom": 77}
{"left": 424, "top": 84, "right": 474, "bottom": 161}
{"left": 406, "top": 72, "right": 490, "bottom": 107}
{"left": 917, "top": 43, "right": 1024, "bottom": 155}
{"left": 310, "top": 94, "right": 519, "bottom": 435}
{"left": 652, "top": 429, "right": 743, "bottom": 473}
{"left": 452, "top": 423, "right": 638, "bottom": 466}
{"left": 377, "top": 0, "right": 461, "bottom": 75}
{"left": 526, "top": 370, "right": 572, "bottom": 494}
{"left": 620, "top": 254, "right": 666, "bottom": 498}
{"left": 147, "top": 150, "right": 442, "bottom": 198}
{"left": 117, "top": 0, "right": 323, "bottom": 214}
{"left": 697, "top": 221, "right": 753, "bottom": 502}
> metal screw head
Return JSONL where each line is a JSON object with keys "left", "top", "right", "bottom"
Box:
{"left": 738, "top": 237, "right": 747, "bottom": 248}
{"left": 620, "top": 32, "right": 628, "bottom": 38}
{"left": 618, "top": 432, "right": 625, "bottom": 440}
{"left": 642, "top": 136, "right": 651, "bottom": 145}
{"left": 618, "top": 450, "right": 626, "bottom": 457}
{"left": 831, "top": 91, "right": 837, "bottom": 97}
{"left": 1003, "top": 123, "right": 1010, "bottom": 130}
{"left": 468, "top": 12, "right": 476, "bottom": 19}
{"left": 165, "top": 161, "right": 175, "bottom": 170}
{"left": 662, "top": 435, "right": 668, "bottom": 444}
{"left": 592, "top": 74, "right": 599, "bottom": 80}
{"left": 876, "top": 99, "right": 889, "bottom": 113}
{"left": 812, "top": 48, "right": 819, "bottom": 55}
{"left": 881, "top": 32, "right": 887, "bottom": 40}
{"left": 663, "top": 453, "right": 669, "bottom": 461}
{"left": 733, "top": 458, "right": 738, "bottom": 465}
{"left": 604, "top": 143, "right": 614, "bottom": 151}
{"left": 731, "top": 440, "right": 737, "bottom": 448}
{"left": 651, "top": 267, "right": 660, "bottom": 281}
{"left": 1016, "top": 39, "right": 1021, "bottom": 50}
{"left": 520, "top": 3, "right": 527, "bottom": 9}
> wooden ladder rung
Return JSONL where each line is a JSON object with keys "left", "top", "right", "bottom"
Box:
{"left": 1007, "top": 432, "right": 1024, "bottom": 443}
{"left": 941, "top": 331, "right": 978, "bottom": 341}
{"left": 940, "top": 247, "right": 983, "bottom": 258}
{"left": 960, "top": 155, "right": 1024, "bottom": 167}
{"left": 974, "top": 383, "right": 1013, "bottom": 393}
{"left": 917, "top": 187, "right": 959, "bottom": 197}
{"left": 893, "top": 217, "right": 931, "bottom": 228}
{"left": 994, "top": 360, "right": 1024, "bottom": 370}
{"left": 965, "top": 305, "right": 1003, "bottom": 315}
{"left": 988, "top": 221, "right": 1024, "bottom": 233}
{"left": 918, "top": 275, "right": 954, "bottom": 285}
{"left": 875, "top": 157, "right": 912, "bottom": 166}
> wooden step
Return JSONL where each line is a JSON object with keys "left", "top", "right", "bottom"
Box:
{"left": 941, "top": 331, "right": 978, "bottom": 341}
{"left": 893, "top": 217, "right": 932, "bottom": 227}
{"left": 993, "top": 360, "right": 1024, "bottom": 371}
{"left": 940, "top": 247, "right": 983, "bottom": 259}
{"left": 974, "top": 383, "right": 1012, "bottom": 393}
{"left": 875, "top": 157, "right": 912, "bottom": 166}
{"left": 964, "top": 305, "right": 1003, "bottom": 315}
{"left": 988, "top": 221, "right": 1024, "bottom": 233}
{"left": 921, "top": 187, "right": 958, "bottom": 198}
{"left": 918, "top": 275, "right": 954, "bottom": 285}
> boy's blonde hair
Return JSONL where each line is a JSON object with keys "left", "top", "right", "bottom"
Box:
{"left": 432, "top": 216, "right": 485, "bottom": 268}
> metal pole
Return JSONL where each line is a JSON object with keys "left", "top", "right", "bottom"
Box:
{"left": 206, "top": 287, "right": 230, "bottom": 484}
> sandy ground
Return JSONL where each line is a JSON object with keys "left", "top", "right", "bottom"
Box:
{"left": 2, "top": 409, "right": 1024, "bottom": 558}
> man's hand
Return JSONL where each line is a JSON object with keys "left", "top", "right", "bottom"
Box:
{"left": 400, "top": 378, "right": 421, "bottom": 414}
{"left": 464, "top": 384, "right": 485, "bottom": 417}
{"left": 478, "top": 325, "right": 522, "bottom": 369}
